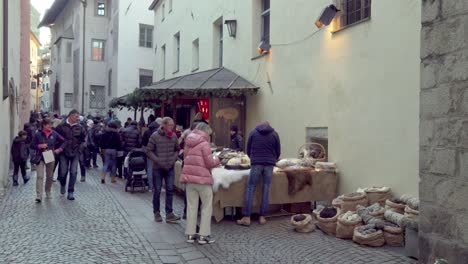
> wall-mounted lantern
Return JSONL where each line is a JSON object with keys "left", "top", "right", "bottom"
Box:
{"left": 315, "top": 4, "right": 339, "bottom": 28}
{"left": 224, "top": 20, "right": 237, "bottom": 38}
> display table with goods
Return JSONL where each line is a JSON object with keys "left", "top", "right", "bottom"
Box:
{"left": 175, "top": 145, "right": 338, "bottom": 222}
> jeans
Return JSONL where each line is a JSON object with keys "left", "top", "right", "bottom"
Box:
{"left": 58, "top": 154, "right": 79, "bottom": 193}
{"left": 153, "top": 168, "right": 175, "bottom": 214}
{"left": 13, "top": 161, "right": 27, "bottom": 182}
{"left": 244, "top": 165, "right": 274, "bottom": 216}
{"left": 146, "top": 160, "right": 153, "bottom": 190}
{"left": 89, "top": 146, "right": 98, "bottom": 166}
{"left": 79, "top": 152, "right": 86, "bottom": 177}
{"left": 102, "top": 149, "right": 117, "bottom": 176}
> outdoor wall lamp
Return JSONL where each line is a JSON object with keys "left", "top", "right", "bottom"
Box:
{"left": 224, "top": 20, "right": 237, "bottom": 38}
{"left": 257, "top": 40, "right": 271, "bottom": 55}
{"left": 315, "top": 4, "right": 339, "bottom": 28}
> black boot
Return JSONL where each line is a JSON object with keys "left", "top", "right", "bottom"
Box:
{"left": 13, "top": 175, "right": 18, "bottom": 186}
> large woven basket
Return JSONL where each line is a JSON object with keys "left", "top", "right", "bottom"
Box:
{"left": 298, "top": 143, "right": 327, "bottom": 162}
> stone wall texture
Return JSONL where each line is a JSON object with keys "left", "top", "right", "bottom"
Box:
{"left": 420, "top": 0, "right": 468, "bottom": 263}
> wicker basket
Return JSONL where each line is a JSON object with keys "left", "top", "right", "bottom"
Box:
{"left": 298, "top": 143, "right": 327, "bottom": 162}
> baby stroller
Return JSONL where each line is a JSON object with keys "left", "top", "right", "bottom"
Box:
{"left": 124, "top": 149, "right": 148, "bottom": 193}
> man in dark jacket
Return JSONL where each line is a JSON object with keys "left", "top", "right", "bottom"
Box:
{"left": 11, "top": 131, "right": 30, "bottom": 186}
{"left": 86, "top": 119, "right": 100, "bottom": 168}
{"left": 55, "top": 109, "right": 86, "bottom": 201}
{"left": 142, "top": 121, "right": 160, "bottom": 191}
{"left": 229, "top": 125, "right": 244, "bottom": 151}
{"left": 122, "top": 121, "right": 141, "bottom": 155}
{"left": 146, "top": 117, "right": 181, "bottom": 223}
{"left": 237, "top": 122, "right": 281, "bottom": 227}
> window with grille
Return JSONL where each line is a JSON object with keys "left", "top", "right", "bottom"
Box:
{"left": 261, "top": 0, "right": 270, "bottom": 45}
{"left": 139, "top": 69, "right": 153, "bottom": 88}
{"left": 64, "top": 93, "right": 73, "bottom": 108}
{"left": 139, "top": 24, "right": 153, "bottom": 48}
{"left": 334, "top": 0, "right": 371, "bottom": 31}
{"left": 91, "top": 39, "right": 105, "bottom": 61}
{"left": 89, "top": 85, "right": 106, "bottom": 109}
{"left": 96, "top": 0, "right": 106, "bottom": 16}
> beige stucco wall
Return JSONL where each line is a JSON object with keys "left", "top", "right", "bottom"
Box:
{"left": 152, "top": 0, "right": 420, "bottom": 196}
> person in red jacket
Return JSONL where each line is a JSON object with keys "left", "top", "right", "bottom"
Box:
{"left": 180, "top": 122, "right": 220, "bottom": 245}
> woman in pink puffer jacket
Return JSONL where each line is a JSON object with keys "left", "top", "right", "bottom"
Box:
{"left": 180, "top": 123, "right": 220, "bottom": 245}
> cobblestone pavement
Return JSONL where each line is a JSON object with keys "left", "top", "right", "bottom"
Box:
{"left": 0, "top": 167, "right": 416, "bottom": 264}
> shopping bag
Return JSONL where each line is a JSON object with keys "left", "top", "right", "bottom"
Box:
{"left": 42, "top": 150, "right": 55, "bottom": 164}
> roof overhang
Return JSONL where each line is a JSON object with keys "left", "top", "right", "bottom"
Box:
{"left": 141, "top": 67, "right": 260, "bottom": 100}
{"left": 149, "top": 0, "right": 160, "bottom": 11}
{"left": 53, "top": 26, "right": 74, "bottom": 44}
{"left": 38, "top": 0, "right": 69, "bottom": 28}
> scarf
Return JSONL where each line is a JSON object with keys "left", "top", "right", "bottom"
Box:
{"left": 42, "top": 128, "right": 53, "bottom": 138}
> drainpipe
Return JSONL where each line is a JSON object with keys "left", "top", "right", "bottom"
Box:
{"left": 80, "top": 0, "right": 87, "bottom": 114}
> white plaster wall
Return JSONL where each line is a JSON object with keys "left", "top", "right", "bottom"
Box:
{"left": 151, "top": 0, "right": 420, "bottom": 196}
{"left": 0, "top": 0, "right": 21, "bottom": 190}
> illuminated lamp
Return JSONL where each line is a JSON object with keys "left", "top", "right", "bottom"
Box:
{"left": 315, "top": 4, "right": 339, "bottom": 28}
{"left": 257, "top": 40, "right": 271, "bottom": 55}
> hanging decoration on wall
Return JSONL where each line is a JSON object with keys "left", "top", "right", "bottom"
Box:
{"left": 197, "top": 99, "right": 209, "bottom": 120}
{"left": 215, "top": 107, "right": 239, "bottom": 122}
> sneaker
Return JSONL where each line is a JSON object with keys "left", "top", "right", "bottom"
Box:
{"left": 67, "top": 192, "right": 75, "bottom": 201}
{"left": 154, "top": 212, "right": 163, "bottom": 222}
{"left": 259, "top": 216, "right": 267, "bottom": 225}
{"left": 198, "top": 236, "right": 215, "bottom": 245}
{"left": 236, "top": 217, "right": 251, "bottom": 226}
{"left": 13, "top": 181, "right": 18, "bottom": 186}
{"left": 165, "top": 212, "right": 181, "bottom": 223}
{"left": 46, "top": 192, "right": 52, "bottom": 199}
{"left": 186, "top": 235, "right": 196, "bottom": 244}
{"left": 35, "top": 198, "right": 41, "bottom": 203}
{"left": 80, "top": 177, "right": 86, "bottom": 182}
{"left": 60, "top": 185, "right": 66, "bottom": 195}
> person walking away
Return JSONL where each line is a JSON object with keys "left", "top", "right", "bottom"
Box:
{"left": 78, "top": 116, "right": 89, "bottom": 181}
{"left": 180, "top": 123, "right": 220, "bottom": 244}
{"left": 237, "top": 122, "right": 281, "bottom": 226}
{"left": 122, "top": 121, "right": 141, "bottom": 178}
{"left": 99, "top": 122, "right": 122, "bottom": 184}
{"left": 87, "top": 119, "right": 100, "bottom": 168}
{"left": 55, "top": 110, "right": 86, "bottom": 201}
{"left": 11, "top": 131, "right": 30, "bottom": 186}
{"left": 31, "top": 118, "right": 65, "bottom": 202}
{"left": 229, "top": 125, "right": 244, "bottom": 151}
{"left": 146, "top": 117, "right": 181, "bottom": 223}
{"left": 142, "top": 120, "right": 160, "bottom": 191}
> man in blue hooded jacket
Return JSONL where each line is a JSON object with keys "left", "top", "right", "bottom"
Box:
{"left": 237, "top": 122, "right": 281, "bottom": 226}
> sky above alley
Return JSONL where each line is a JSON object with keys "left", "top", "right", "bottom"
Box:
{"left": 31, "top": 0, "right": 54, "bottom": 44}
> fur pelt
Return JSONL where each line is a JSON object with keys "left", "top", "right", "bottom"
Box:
{"left": 212, "top": 168, "right": 250, "bottom": 192}
{"left": 283, "top": 168, "right": 313, "bottom": 195}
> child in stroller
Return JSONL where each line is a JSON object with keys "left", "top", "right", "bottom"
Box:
{"left": 124, "top": 149, "right": 148, "bottom": 192}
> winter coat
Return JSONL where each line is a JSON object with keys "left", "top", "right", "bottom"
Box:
{"left": 11, "top": 136, "right": 29, "bottom": 162}
{"left": 121, "top": 125, "right": 141, "bottom": 153}
{"left": 246, "top": 124, "right": 281, "bottom": 166}
{"left": 55, "top": 120, "right": 86, "bottom": 158}
{"left": 99, "top": 128, "right": 122, "bottom": 150}
{"left": 142, "top": 121, "right": 160, "bottom": 147}
{"left": 24, "top": 123, "right": 37, "bottom": 145}
{"left": 146, "top": 128, "right": 180, "bottom": 171}
{"left": 31, "top": 129, "right": 66, "bottom": 161}
{"left": 230, "top": 133, "right": 244, "bottom": 151}
{"left": 180, "top": 130, "right": 220, "bottom": 185}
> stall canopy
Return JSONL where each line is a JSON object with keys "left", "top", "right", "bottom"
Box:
{"left": 139, "top": 67, "right": 259, "bottom": 100}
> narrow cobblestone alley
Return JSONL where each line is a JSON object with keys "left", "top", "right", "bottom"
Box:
{"left": 0, "top": 168, "right": 415, "bottom": 264}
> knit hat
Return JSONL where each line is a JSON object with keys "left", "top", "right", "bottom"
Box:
{"left": 230, "top": 125, "right": 238, "bottom": 132}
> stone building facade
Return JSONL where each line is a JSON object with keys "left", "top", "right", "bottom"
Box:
{"left": 419, "top": 0, "right": 468, "bottom": 262}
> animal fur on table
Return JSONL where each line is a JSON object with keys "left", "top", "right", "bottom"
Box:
{"left": 281, "top": 168, "right": 313, "bottom": 195}
{"left": 212, "top": 167, "right": 250, "bottom": 192}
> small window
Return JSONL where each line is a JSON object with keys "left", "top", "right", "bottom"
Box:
{"left": 139, "top": 69, "right": 153, "bottom": 88}
{"left": 46, "top": 83, "right": 49, "bottom": 91}
{"left": 139, "top": 24, "right": 154, "bottom": 48}
{"left": 334, "top": 0, "right": 371, "bottom": 31}
{"left": 91, "top": 39, "right": 105, "bottom": 61}
{"left": 89, "top": 85, "right": 106, "bottom": 109}
{"left": 169, "top": 0, "right": 173, "bottom": 12}
{"left": 96, "top": 0, "right": 106, "bottom": 16}
{"left": 192, "top": 38, "right": 199, "bottom": 71}
{"left": 261, "top": 0, "right": 270, "bottom": 45}
{"left": 161, "top": 45, "right": 166, "bottom": 79}
{"left": 162, "top": 3, "right": 166, "bottom": 21}
{"left": 174, "top": 33, "right": 180, "bottom": 72}
{"left": 64, "top": 93, "right": 73, "bottom": 108}
{"left": 66, "top": 42, "right": 72, "bottom": 63}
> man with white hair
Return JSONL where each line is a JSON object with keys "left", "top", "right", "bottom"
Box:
{"left": 146, "top": 117, "right": 181, "bottom": 223}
